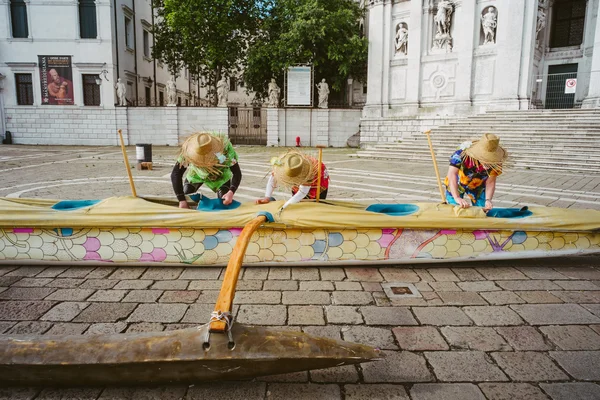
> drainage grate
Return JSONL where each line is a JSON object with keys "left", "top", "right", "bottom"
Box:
{"left": 382, "top": 282, "right": 422, "bottom": 299}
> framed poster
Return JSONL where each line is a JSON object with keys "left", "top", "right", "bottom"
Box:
{"left": 285, "top": 65, "right": 312, "bottom": 107}
{"left": 39, "top": 55, "right": 74, "bottom": 105}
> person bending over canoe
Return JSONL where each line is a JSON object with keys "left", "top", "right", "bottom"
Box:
{"left": 256, "top": 150, "right": 329, "bottom": 211}
{"left": 444, "top": 133, "right": 507, "bottom": 212}
{"left": 171, "top": 132, "right": 242, "bottom": 208}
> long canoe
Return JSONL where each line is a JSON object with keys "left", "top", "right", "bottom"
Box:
{"left": 0, "top": 196, "right": 598, "bottom": 266}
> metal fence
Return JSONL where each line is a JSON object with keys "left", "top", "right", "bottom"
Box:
{"left": 529, "top": 70, "right": 600, "bottom": 110}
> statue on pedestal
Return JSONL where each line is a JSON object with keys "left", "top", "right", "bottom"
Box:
{"left": 316, "top": 79, "right": 330, "bottom": 109}
{"left": 481, "top": 7, "right": 497, "bottom": 45}
{"left": 395, "top": 23, "right": 408, "bottom": 55}
{"left": 115, "top": 78, "right": 127, "bottom": 107}
{"left": 433, "top": 0, "right": 454, "bottom": 52}
{"left": 216, "top": 76, "right": 229, "bottom": 107}
{"left": 166, "top": 78, "right": 177, "bottom": 106}
{"left": 267, "top": 78, "right": 280, "bottom": 108}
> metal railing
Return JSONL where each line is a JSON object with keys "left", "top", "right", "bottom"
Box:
{"left": 529, "top": 70, "right": 600, "bottom": 110}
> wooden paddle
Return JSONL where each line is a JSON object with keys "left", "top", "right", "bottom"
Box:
{"left": 117, "top": 129, "right": 137, "bottom": 197}
{"left": 424, "top": 129, "right": 446, "bottom": 204}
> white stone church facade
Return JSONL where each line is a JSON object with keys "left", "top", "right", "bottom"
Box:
{"left": 362, "top": 0, "right": 600, "bottom": 143}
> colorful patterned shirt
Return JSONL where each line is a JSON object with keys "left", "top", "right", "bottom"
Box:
{"left": 443, "top": 149, "right": 500, "bottom": 204}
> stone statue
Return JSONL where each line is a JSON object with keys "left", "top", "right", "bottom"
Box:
{"left": 115, "top": 78, "right": 127, "bottom": 107}
{"left": 216, "top": 76, "right": 229, "bottom": 107}
{"left": 166, "top": 78, "right": 177, "bottom": 106}
{"left": 433, "top": 0, "right": 454, "bottom": 51}
{"left": 481, "top": 7, "right": 497, "bottom": 45}
{"left": 316, "top": 79, "right": 330, "bottom": 109}
{"left": 395, "top": 23, "right": 408, "bottom": 55}
{"left": 536, "top": 8, "right": 547, "bottom": 42}
{"left": 267, "top": 78, "right": 280, "bottom": 108}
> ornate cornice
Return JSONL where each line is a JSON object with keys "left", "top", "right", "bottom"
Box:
{"left": 366, "top": 0, "right": 391, "bottom": 8}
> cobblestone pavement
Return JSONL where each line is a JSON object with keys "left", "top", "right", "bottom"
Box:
{"left": 0, "top": 145, "right": 600, "bottom": 399}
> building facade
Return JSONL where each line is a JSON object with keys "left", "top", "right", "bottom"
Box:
{"left": 362, "top": 0, "right": 600, "bottom": 143}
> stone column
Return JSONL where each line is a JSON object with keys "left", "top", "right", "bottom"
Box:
{"left": 316, "top": 109, "right": 329, "bottom": 147}
{"left": 165, "top": 107, "right": 179, "bottom": 145}
{"left": 583, "top": 14, "right": 600, "bottom": 108}
{"left": 517, "top": 0, "right": 538, "bottom": 109}
{"left": 405, "top": 0, "right": 424, "bottom": 109}
{"left": 266, "top": 108, "right": 279, "bottom": 147}
{"left": 364, "top": 0, "right": 387, "bottom": 117}
{"left": 454, "top": 0, "right": 476, "bottom": 104}
{"left": 116, "top": 107, "right": 129, "bottom": 145}
{"left": 381, "top": 1, "right": 393, "bottom": 109}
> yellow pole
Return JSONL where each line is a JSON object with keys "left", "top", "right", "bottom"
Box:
{"left": 424, "top": 130, "right": 446, "bottom": 203}
{"left": 117, "top": 129, "right": 137, "bottom": 197}
{"left": 315, "top": 146, "right": 324, "bottom": 202}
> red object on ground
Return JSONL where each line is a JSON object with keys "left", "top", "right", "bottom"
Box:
{"left": 296, "top": 136, "right": 301, "bottom": 147}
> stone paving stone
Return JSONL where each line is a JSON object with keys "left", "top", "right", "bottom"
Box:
{"left": 268, "top": 267, "right": 291, "bottom": 280}
{"left": 540, "top": 325, "right": 600, "bottom": 350}
{"left": 140, "top": 267, "right": 183, "bottom": 280}
{"left": 45, "top": 323, "right": 89, "bottom": 335}
{"left": 74, "top": 302, "right": 137, "bottom": 323}
{"left": 511, "top": 304, "right": 600, "bottom": 325}
{"left": 491, "top": 352, "right": 568, "bottom": 381}
{"left": 0, "top": 266, "right": 18, "bottom": 276}
{"left": 373, "top": 292, "right": 393, "bottom": 306}
{"left": 392, "top": 326, "right": 449, "bottom": 351}
{"left": 0, "top": 387, "right": 39, "bottom": 399}
{"left": 344, "top": 268, "right": 383, "bottom": 282}
{"left": 108, "top": 267, "right": 147, "bottom": 280}
{"left": 414, "top": 282, "right": 433, "bottom": 292}
{"left": 549, "top": 351, "right": 600, "bottom": 380}
{"left": 0, "top": 287, "right": 5, "bottom": 294}
{"left": 0, "top": 321, "right": 15, "bottom": 333}
{"left": 237, "top": 280, "right": 264, "bottom": 290}
{"left": 425, "top": 351, "right": 508, "bottom": 382}
{"left": 99, "top": 386, "right": 187, "bottom": 400}
{"left": 343, "top": 384, "right": 409, "bottom": 400}
{"left": 457, "top": 281, "right": 501, "bottom": 292}
{"left": 379, "top": 268, "right": 420, "bottom": 282}
{"left": 427, "top": 268, "right": 460, "bottom": 282}
{"left": 151, "top": 280, "right": 189, "bottom": 290}
{"left": 411, "top": 383, "right": 485, "bottom": 400}
{"left": 79, "top": 279, "right": 119, "bottom": 289}
{"left": 267, "top": 383, "right": 340, "bottom": 400}
{"left": 302, "top": 325, "right": 342, "bottom": 340}
{"left": 7, "top": 321, "right": 53, "bottom": 334}
{"left": 516, "top": 266, "right": 568, "bottom": 280}
{"left": 342, "top": 326, "right": 397, "bottom": 350}
{"left": 57, "top": 266, "right": 96, "bottom": 278}
{"left": 438, "top": 292, "right": 488, "bottom": 305}
{"left": 0, "top": 275, "right": 22, "bottom": 286}
{"left": 479, "top": 383, "right": 549, "bottom": 400}
{"left": 583, "top": 304, "right": 600, "bottom": 317}
{"left": 0, "top": 287, "right": 55, "bottom": 300}
{"left": 334, "top": 281, "right": 362, "bottom": 291}
{"left": 234, "top": 291, "right": 281, "bottom": 304}
{"left": 85, "top": 266, "right": 116, "bottom": 279}
{"left": 127, "top": 304, "right": 188, "bottom": 323}
{"left": 158, "top": 290, "right": 200, "bottom": 303}
{"left": 11, "top": 277, "right": 54, "bottom": 287}
{"left": 258, "top": 371, "right": 308, "bottom": 382}
{"left": 0, "top": 301, "right": 55, "bottom": 321}
{"left": 359, "top": 306, "right": 417, "bottom": 326}
{"left": 553, "top": 266, "right": 600, "bottom": 280}
{"left": 36, "top": 388, "right": 103, "bottom": 400}
{"left": 181, "top": 304, "right": 213, "bottom": 323}
{"left": 413, "top": 307, "right": 473, "bottom": 326}
{"left": 187, "top": 382, "right": 266, "bottom": 400}
{"left": 122, "top": 290, "right": 163, "bottom": 303}
{"left": 196, "top": 290, "right": 220, "bottom": 304}
{"left": 497, "top": 280, "right": 562, "bottom": 291}
{"left": 551, "top": 290, "right": 600, "bottom": 303}
{"left": 415, "top": 269, "right": 435, "bottom": 282}
{"left": 85, "top": 322, "right": 128, "bottom": 334}
{"left": 113, "top": 279, "right": 153, "bottom": 290}
{"left": 299, "top": 281, "right": 334, "bottom": 291}
{"left": 243, "top": 267, "right": 269, "bottom": 280}
{"left": 5, "top": 266, "right": 45, "bottom": 277}
{"left": 480, "top": 291, "right": 525, "bottom": 305}
{"left": 591, "top": 324, "right": 600, "bottom": 335}
{"left": 495, "top": 326, "right": 552, "bottom": 350}
{"left": 554, "top": 280, "right": 600, "bottom": 290}
{"left": 332, "top": 291, "right": 373, "bottom": 305}
{"left": 179, "top": 267, "right": 222, "bottom": 280}
{"left": 40, "top": 302, "right": 89, "bottom": 322}
{"left": 451, "top": 268, "right": 486, "bottom": 282}
{"left": 325, "top": 306, "right": 363, "bottom": 324}
{"left": 46, "top": 278, "right": 85, "bottom": 288}
{"left": 237, "top": 305, "right": 286, "bottom": 325}
{"left": 361, "top": 282, "right": 382, "bottom": 291}
{"left": 361, "top": 351, "right": 433, "bottom": 383}
{"left": 463, "top": 306, "right": 524, "bottom": 326}
{"left": 282, "top": 291, "right": 330, "bottom": 305}
{"left": 86, "top": 289, "right": 128, "bottom": 302}
{"left": 429, "top": 282, "right": 461, "bottom": 291}
{"left": 440, "top": 327, "right": 511, "bottom": 351}
{"left": 310, "top": 365, "right": 359, "bottom": 383}
{"left": 187, "top": 280, "right": 222, "bottom": 290}
{"left": 517, "top": 290, "right": 563, "bottom": 303}
{"left": 319, "top": 268, "right": 346, "bottom": 281}
{"left": 539, "top": 383, "right": 600, "bottom": 400}
{"left": 476, "top": 267, "right": 527, "bottom": 280}
{"left": 288, "top": 306, "right": 325, "bottom": 325}
{"left": 263, "top": 280, "right": 298, "bottom": 291}
{"left": 291, "top": 267, "right": 320, "bottom": 281}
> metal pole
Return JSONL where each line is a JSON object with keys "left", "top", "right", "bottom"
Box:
{"left": 117, "top": 129, "right": 137, "bottom": 197}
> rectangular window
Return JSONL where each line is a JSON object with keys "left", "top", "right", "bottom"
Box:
{"left": 143, "top": 30, "right": 150, "bottom": 58}
{"left": 229, "top": 77, "right": 237, "bottom": 92}
{"left": 15, "top": 73, "right": 33, "bottom": 105}
{"left": 125, "top": 15, "right": 133, "bottom": 49}
{"left": 10, "top": 0, "right": 29, "bottom": 38}
{"left": 145, "top": 86, "right": 151, "bottom": 106}
{"left": 82, "top": 74, "right": 101, "bottom": 106}
{"left": 126, "top": 81, "right": 133, "bottom": 105}
{"left": 551, "top": 0, "right": 586, "bottom": 48}
{"left": 177, "top": 97, "right": 181, "bottom": 106}
{"left": 159, "top": 91, "right": 164, "bottom": 106}
{"left": 185, "top": 98, "right": 189, "bottom": 106}
{"left": 79, "top": 0, "right": 97, "bottom": 39}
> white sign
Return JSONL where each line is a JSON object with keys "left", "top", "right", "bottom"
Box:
{"left": 286, "top": 66, "right": 312, "bottom": 106}
{"left": 565, "top": 78, "right": 577, "bottom": 94}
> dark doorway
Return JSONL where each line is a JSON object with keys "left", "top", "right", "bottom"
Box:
{"left": 545, "top": 64, "right": 577, "bottom": 109}
{"left": 228, "top": 107, "right": 267, "bottom": 145}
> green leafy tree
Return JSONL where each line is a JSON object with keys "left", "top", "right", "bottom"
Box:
{"left": 244, "top": 0, "right": 368, "bottom": 103}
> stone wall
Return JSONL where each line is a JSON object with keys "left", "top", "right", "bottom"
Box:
{"left": 360, "top": 116, "right": 452, "bottom": 146}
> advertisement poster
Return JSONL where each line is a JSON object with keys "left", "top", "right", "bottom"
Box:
{"left": 39, "top": 55, "right": 74, "bottom": 105}
{"left": 286, "top": 66, "right": 312, "bottom": 106}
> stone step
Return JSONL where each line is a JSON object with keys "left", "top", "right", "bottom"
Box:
{"left": 368, "top": 144, "right": 600, "bottom": 154}
{"left": 356, "top": 149, "right": 600, "bottom": 162}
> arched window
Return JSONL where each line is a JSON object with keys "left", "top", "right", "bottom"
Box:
{"left": 550, "top": 0, "right": 586, "bottom": 48}
{"left": 10, "top": 0, "right": 29, "bottom": 38}
{"left": 79, "top": 0, "right": 97, "bottom": 39}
